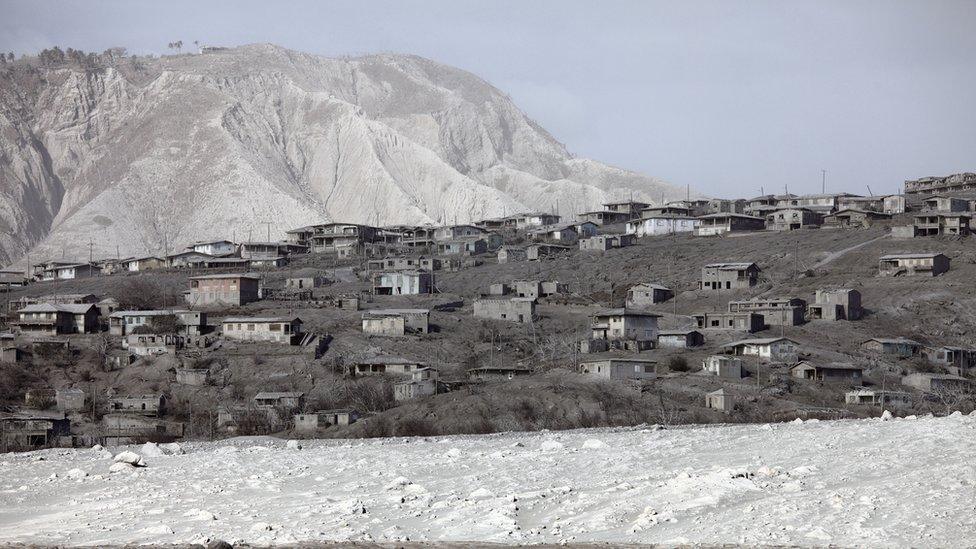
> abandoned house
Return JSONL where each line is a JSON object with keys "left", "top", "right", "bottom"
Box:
{"left": 764, "top": 208, "right": 823, "bottom": 231}
{"left": 901, "top": 373, "right": 971, "bottom": 393}
{"left": 807, "top": 289, "right": 862, "bottom": 321}
{"left": 373, "top": 270, "right": 432, "bottom": 295}
{"left": 121, "top": 256, "right": 166, "bottom": 272}
{"left": 294, "top": 409, "right": 359, "bottom": 431}
{"left": 707, "top": 198, "right": 747, "bottom": 215}
{"left": 790, "top": 361, "right": 864, "bottom": 383}
{"left": 175, "top": 368, "right": 210, "bottom": 386}
{"left": 166, "top": 250, "right": 217, "bottom": 268}
{"left": 353, "top": 356, "right": 428, "bottom": 376}
{"left": 576, "top": 210, "right": 632, "bottom": 226}
{"left": 860, "top": 337, "right": 921, "bottom": 357}
{"left": 437, "top": 237, "right": 489, "bottom": 256}
{"left": 625, "top": 283, "right": 673, "bottom": 307}
{"left": 510, "top": 212, "right": 562, "bottom": 228}
{"left": 467, "top": 365, "right": 532, "bottom": 381}
{"left": 367, "top": 256, "right": 442, "bottom": 272}
{"left": 0, "top": 269, "right": 28, "bottom": 289}
{"left": 13, "top": 303, "right": 99, "bottom": 336}
{"left": 125, "top": 333, "right": 185, "bottom": 356}
{"left": 108, "top": 394, "right": 166, "bottom": 416}
{"left": 56, "top": 388, "right": 86, "bottom": 412}
{"left": 0, "top": 411, "right": 71, "bottom": 451}
{"left": 526, "top": 243, "right": 574, "bottom": 260}
{"left": 845, "top": 388, "right": 912, "bottom": 407}
{"left": 253, "top": 391, "right": 305, "bottom": 409}
{"left": 878, "top": 253, "right": 950, "bottom": 277}
{"left": 579, "top": 357, "right": 657, "bottom": 381}
{"left": 705, "top": 389, "right": 734, "bottom": 413}
{"left": 220, "top": 317, "right": 303, "bottom": 344}
{"left": 693, "top": 311, "right": 765, "bottom": 332}
{"left": 361, "top": 309, "right": 431, "bottom": 335}
{"left": 922, "top": 195, "right": 969, "bottom": 212}
{"left": 923, "top": 346, "right": 976, "bottom": 375}
{"left": 656, "top": 329, "right": 705, "bottom": 349}
{"left": 603, "top": 200, "right": 651, "bottom": 219}
{"left": 723, "top": 337, "right": 799, "bottom": 362}
{"left": 394, "top": 368, "right": 442, "bottom": 401}
{"left": 590, "top": 308, "right": 660, "bottom": 344}
{"left": 822, "top": 208, "right": 893, "bottom": 228}
{"left": 693, "top": 213, "right": 766, "bottom": 236}
{"left": 497, "top": 246, "right": 528, "bottom": 264}
{"left": 109, "top": 310, "right": 207, "bottom": 336}
{"left": 40, "top": 262, "right": 100, "bottom": 281}
{"left": 699, "top": 262, "right": 761, "bottom": 290}
{"left": 186, "top": 273, "right": 261, "bottom": 306}
{"left": 912, "top": 213, "right": 971, "bottom": 236}
{"left": 702, "top": 355, "right": 745, "bottom": 379}
{"left": 239, "top": 241, "right": 307, "bottom": 260}
{"left": 511, "top": 280, "right": 567, "bottom": 299}
{"left": 101, "top": 413, "right": 184, "bottom": 445}
{"left": 299, "top": 223, "right": 380, "bottom": 253}
{"left": 625, "top": 214, "right": 698, "bottom": 237}
{"left": 578, "top": 233, "right": 636, "bottom": 251}
{"left": 473, "top": 297, "right": 536, "bottom": 323}
{"left": 187, "top": 239, "right": 238, "bottom": 256}
{"left": 285, "top": 276, "right": 328, "bottom": 290}
{"left": 836, "top": 194, "right": 906, "bottom": 214}
{"left": 527, "top": 222, "right": 598, "bottom": 243}
{"left": 728, "top": 297, "right": 807, "bottom": 327}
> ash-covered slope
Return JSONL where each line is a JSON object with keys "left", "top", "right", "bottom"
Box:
{"left": 0, "top": 44, "right": 693, "bottom": 264}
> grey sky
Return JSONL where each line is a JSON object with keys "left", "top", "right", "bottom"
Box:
{"left": 2, "top": 0, "right": 974, "bottom": 198}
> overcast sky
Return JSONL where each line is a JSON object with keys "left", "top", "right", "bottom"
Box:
{"left": 2, "top": 0, "right": 974, "bottom": 197}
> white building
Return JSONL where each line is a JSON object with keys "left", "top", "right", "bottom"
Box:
{"left": 222, "top": 317, "right": 302, "bottom": 343}
{"left": 626, "top": 215, "right": 698, "bottom": 237}
{"left": 579, "top": 358, "right": 657, "bottom": 381}
{"left": 188, "top": 240, "right": 238, "bottom": 256}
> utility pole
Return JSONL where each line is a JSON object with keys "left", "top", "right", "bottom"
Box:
{"left": 88, "top": 238, "right": 94, "bottom": 265}
{"left": 821, "top": 169, "right": 827, "bottom": 194}
{"left": 260, "top": 221, "right": 272, "bottom": 242}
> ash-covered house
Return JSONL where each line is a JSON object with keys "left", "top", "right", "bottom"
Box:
{"left": 702, "top": 355, "right": 745, "bottom": 379}
{"left": 0, "top": 411, "right": 71, "bottom": 451}
{"left": 705, "top": 389, "right": 734, "bottom": 413}
{"left": 294, "top": 409, "right": 359, "bottom": 431}
{"left": 693, "top": 311, "right": 765, "bottom": 332}
{"left": 56, "top": 387, "right": 86, "bottom": 412}
{"left": 527, "top": 222, "right": 598, "bottom": 244}
{"left": 166, "top": 250, "right": 219, "bottom": 268}
{"left": 362, "top": 309, "right": 430, "bottom": 336}
{"left": 437, "top": 237, "right": 489, "bottom": 256}
{"left": 222, "top": 317, "right": 303, "bottom": 344}
{"left": 626, "top": 214, "right": 698, "bottom": 237}
{"left": 109, "top": 310, "right": 207, "bottom": 336}
{"left": 923, "top": 346, "right": 976, "bottom": 376}
{"left": 587, "top": 308, "right": 660, "bottom": 351}
{"left": 186, "top": 273, "right": 261, "bottom": 307}
{"left": 253, "top": 391, "right": 305, "bottom": 409}
{"left": 822, "top": 208, "right": 893, "bottom": 228}
{"left": 367, "top": 256, "right": 442, "bottom": 272}
{"left": 579, "top": 233, "right": 636, "bottom": 252}
{"left": 656, "top": 329, "right": 704, "bottom": 349}
{"left": 175, "top": 368, "right": 210, "bottom": 386}
{"left": 922, "top": 195, "right": 969, "bottom": 212}
{"left": 372, "top": 270, "right": 432, "bottom": 295}
{"left": 108, "top": 394, "right": 166, "bottom": 416}
{"left": 284, "top": 275, "right": 329, "bottom": 290}
{"left": 40, "top": 262, "right": 101, "bottom": 281}
{"left": 353, "top": 356, "right": 428, "bottom": 376}
{"left": 845, "top": 388, "right": 912, "bottom": 407}
{"left": 13, "top": 303, "right": 99, "bottom": 336}
{"left": 626, "top": 283, "right": 673, "bottom": 307}
{"left": 510, "top": 212, "right": 562, "bottom": 229}
{"left": 296, "top": 223, "right": 380, "bottom": 253}
{"left": 912, "top": 213, "right": 971, "bottom": 237}
{"left": 473, "top": 297, "right": 536, "bottom": 323}
{"left": 577, "top": 209, "right": 633, "bottom": 226}
{"left": 699, "top": 262, "right": 761, "bottom": 290}
{"left": 602, "top": 200, "right": 651, "bottom": 220}
{"left": 467, "top": 365, "right": 532, "bottom": 381}
{"left": 901, "top": 373, "right": 971, "bottom": 393}
{"left": 0, "top": 269, "right": 28, "bottom": 289}
{"left": 693, "top": 213, "right": 765, "bottom": 236}
{"left": 497, "top": 246, "right": 527, "bottom": 264}
{"left": 878, "top": 253, "right": 950, "bottom": 277}
{"left": 764, "top": 208, "right": 823, "bottom": 231}
{"left": 579, "top": 357, "right": 657, "bottom": 381}
{"left": 723, "top": 337, "right": 799, "bottom": 362}
{"left": 790, "top": 361, "right": 863, "bottom": 383}
{"left": 121, "top": 256, "right": 166, "bottom": 272}
{"left": 510, "top": 280, "right": 567, "bottom": 299}
{"left": 394, "top": 368, "right": 442, "bottom": 401}
{"left": 807, "top": 289, "right": 862, "bottom": 321}
{"left": 707, "top": 198, "right": 747, "bottom": 214}
{"left": 102, "top": 414, "right": 184, "bottom": 445}
{"left": 526, "top": 243, "right": 574, "bottom": 261}
{"left": 187, "top": 239, "right": 238, "bottom": 256}
{"left": 728, "top": 297, "right": 807, "bottom": 327}
{"left": 124, "top": 333, "right": 186, "bottom": 356}
{"left": 860, "top": 337, "right": 921, "bottom": 357}
{"left": 239, "top": 241, "right": 308, "bottom": 260}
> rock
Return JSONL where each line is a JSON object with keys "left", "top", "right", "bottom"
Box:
{"left": 195, "top": 510, "right": 217, "bottom": 521}
{"left": 250, "top": 522, "right": 273, "bottom": 531}
{"left": 206, "top": 541, "right": 233, "bottom": 549}
{"left": 141, "top": 442, "right": 165, "bottom": 457}
{"left": 160, "top": 442, "right": 184, "bottom": 455}
{"left": 581, "top": 439, "right": 606, "bottom": 449}
{"left": 539, "top": 440, "right": 564, "bottom": 451}
{"left": 286, "top": 440, "right": 302, "bottom": 450}
{"left": 109, "top": 462, "right": 135, "bottom": 474}
{"left": 949, "top": 411, "right": 963, "bottom": 417}
{"left": 444, "top": 448, "right": 463, "bottom": 458}
{"left": 468, "top": 487, "right": 494, "bottom": 500}
{"left": 66, "top": 468, "right": 87, "bottom": 480}
{"left": 881, "top": 410, "right": 893, "bottom": 421}
{"left": 112, "top": 451, "right": 146, "bottom": 467}
{"left": 91, "top": 444, "right": 104, "bottom": 452}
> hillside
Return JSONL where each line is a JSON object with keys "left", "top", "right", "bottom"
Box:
{"left": 0, "top": 44, "right": 692, "bottom": 266}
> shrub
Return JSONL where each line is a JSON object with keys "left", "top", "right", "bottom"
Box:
{"left": 668, "top": 355, "right": 690, "bottom": 372}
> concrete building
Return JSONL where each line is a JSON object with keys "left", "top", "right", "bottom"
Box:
{"left": 253, "top": 392, "right": 305, "bottom": 409}
{"left": 510, "top": 212, "right": 562, "bottom": 228}
{"left": 923, "top": 346, "right": 976, "bottom": 375}
{"left": 56, "top": 388, "right": 86, "bottom": 412}
{"left": 362, "top": 309, "right": 430, "bottom": 335}
{"left": 723, "top": 337, "right": 799, "bottom": 362}
{"left": 526, "top": 243, "right": 573, "bottom": 261}
{"left": 437, "top": 237, "right": 489, "bottom": 256}
{"left": 807, "top": 289, "right": 862, "bottom": 321}
{"left": 577, "top": 210, "right": 632, "bottom": 226}
{"left": 626, "top": 215, "right": 698, "bottom": 237}
{"left": 764, "top": 208, "right": 823, "bottom": 231}
{"left": 0, "top": 411, "right": 71, "bottom": 451}
{"left": 728, "top": 297, "right": 807, "bottom": 327}
{"left": 790, "top": 362, "right": 863, "bottom": 383}
{"left": 175, "top": 368, "right": 210, "bottom": 386}
{"left": 860, "top": 337, "right": 921, "bottom": 357}
{"left": 699, "top": 262, "right": 761, "bottom": 290}
{"left": 693, "top": 311, "right": 764, "bottom": 332}
{"left": 294, "top": 409, "right": 359, "bottom": 431}
{"left": 0, "top": 269, "right": 28, "bottom": 289}
{"left": 367, "top": 256, "right": 442, "bottom": 272}
{"left": 222, "top": 317, "right": 303, "bottom": 344}
{"left": 109, "top": 310, "right": 207, "bottom": 336}
{"left": 823, "top": 208, "right": 893, "bottom": 228}
{"left": 467, "top": 365, "right": 532, "bottom": 381}
{"left": 40, "top": 263, "right": 101, "bottom": 281}
{"left": 702, "top": 355, "right": 745, "bottom": 379}
{"left": 239, "top": 241, "right": 307, "bottom": 260}
{"left": 527, "top": 222, "right": 598, "bottom": 243}
{"left": 102, "top": 414, "right": 184, "bottom": 445}
{"left": 296, "top": 223, "right": 380, "bottom": 253}
{"left": 912, "top": 213, "right": 971, "bottom": 236}
{"left": 13, "top": 303, "right": 98, "bottom": 336}
{"left": 108, "top": 394, "right": 165, "bottom": 416}
{"left": 394, "top": 368, "right": 441, "bottom": 401}
{"left": 473, "top": 298, "right": 536, "bottom": 323}
{"left": 579, "top": 357, "right": 657, "bottom": 380}
{"left": 694, "top": 213, "right": 765, "bottom": 236}
{"left": 373, "top": 270, "right": 432, "bottom": 295}
{"left": 579, "top": 234, "right": 636, "bottom": 251}
{"left": 125, "top": 333, "right": 185, "bottom": 356}
{"left": 705, "top": 389, "right": 733, "bottom": 413}
{"left": 657, "top": 330, "right": 704, "bottom": 348}
{"left": 497, "top": 246, "right": 527, "bottom": 264}
{"left": 121, "top": 256, "right": 166, "bottom": 272}
{"left": 878, "top": 253, "right": 950, "bottom": 277}
{"left": 845, "top": 388, "right": 912, "bottom": 407}
{"left": 602, "top": 201, "right": 651, "bottom": 219}
{"left": 707, "top": 198, "right": 747, "bottom": 214}
{"left": 837, "top": 195, "right": 906, "bottom": 214}
{"left": 626, "top": 283, "right": 673, "bottom": 307}
{"left": 186, "top": 274, "right": 261, "bottom": 307}
{"left": 188, "top": 240, "right": 238, "bottom": 256}
{"left": 904, "top": 173, "right": 976, "bottom": 197}
{"left": 922, "top": 195, "right": 969, "bottom": 212}
{"left": 284, "top": 276, "right": 328, "bottom": 290}
{"left": 590, "top": 309, "right": 660, "bottom": 343}
{"left": 901, "top": 373, "right": 971, "bottom": 393}
{"left": 353, "top": 356, "right": 428, "bottom": 376}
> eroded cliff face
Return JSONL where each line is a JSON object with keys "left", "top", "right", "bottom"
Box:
{"left": 0, "top": 44, "right": 694, "bottom": 265}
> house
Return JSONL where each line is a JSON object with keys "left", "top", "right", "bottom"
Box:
{"left": 705, "top": 389, "right": 733, "bottom": 413}
{"left": 96, "top": 297, "right": 119, "bottom": 319}
{"left": 764, "top": 208, "right": 823, "bottom": 231}
{"left": 361, "top": 309, "right": 430, "bottom": 336}
{"left": 437, "top": 237, "right": 488, "bottom": 256}
{"left": 837, "top": 195, "right": 906, "bottom": 214}
{"left": 56, "top": 388, "right": 86, "bottom": 412}
{"left": 786, "top": 192, "right": 861, "bottom": 214}
{"left": 510, "top": 280, "right": 566, "bottom": 299}
{"left": 108, "top": 394, "right": 165, "bottom": 416}
{"left": 367, "top": 256, "right": 442, "bottom": 272}
{"left": 104, "top": 350, "right": 134, "bottom": 370}
{"left": 901, "top": 373, "right": 971, "bottom": 393}
{"left": 878, "top": 253, "right": 950, "bottom": 277}
{"left": 723, "top": 337, "right": 799, "bottom": 362}
{"left": 626, "top": 283, "right": 673, "bottom": 307}
{"left": 577, "top": 210, "right": 632, "bottom": 226}
{"left": 807, "top": 289, "right": 862, "bottom": 321}
{"left": 166, "top": 250, "right": 216, "bottom": 268}
{"left": 728, "top": 297, "right": 807, "bottom": 327}
{"left": 0, "top": 269, "right": 28, "bottom": 289}
{"left": 12, "top": 293, "right": 98, "bottom": 308}
{"left": 657, "top": 330, "right": 704, "bottom": 349}
{"left": 743, "top": 195, "right": 781, "bottom": 216}
{"left": 822, "top": 208, "right": 893, "bottom": 228}
{"left": 642, "top": 205, "right": 693, "bottom": 217}
{"left": 497, "top": 246, "right": 527, "bottom": 264}
{"left": 294, "top": 410, "right": 359, "bottom": 431}
{"left": 626, "top": 215, "right": 698, "bottom": 237}
{"left": 353, "top": 356, "right": 428, "bottom": 376}
{"left": 125, "top": 333, "right": 185, "bottom": 356}
{"left": 394, "top": 368, "right": 441, "bottom": 401}
{"left": 175, "top": 368, "right": 210, "bottom": 386}
{"left": 579, "top": 357, "right": 657, "bottom": 380}
{"left": 0, "top": 411, "right": 71, "bottom": 450}
{"left": 13, "top": 303, "right": 99, "bottom": 336}
{"left": 693, "top": 311, "right": 765, "bottom": 332}
{"left": 860, "top": 337, "right": 921, "bottom": 357}
{"left": 923, "top": 346, "right": 976, "bottom": 375}
{"left": 694, "top": 213, "right": 765, "bottom": 236}
{"left": 433, "top": 224, "right": 490, "bottom": 241}
{"left": 300, "top": 223, "right": 380, "bottom": 253}
{"left": 467, "top": 365, "right": 532, "bottom": 381}
{"left": 186, "top": 273, "right": 261, "bottom": 306}
{"left": 510, "top": 212, "right": 562, "bottom": 228}
{"left": 473, "top": 298, "right": 536, "bottom": 323}
{"left": 702, "top": 355, "right": 745, "bottom": 379}
{"left": 121, "top": 256, "right": 166, "bottom": 272}
{"left": 527, "top": 222, "right": 598, "bottom": 244}
{"left": 790, "top": 362, "right": 863, "bottom": 382}
{"left": 845, "top": 388, "right": 912, "bottom": 407}
{"left": 184, "top": 256, "right": 253, "bottom": 270}
{"left": 912, "top": 213, "right": 971, "bottom": 236}
{"left": 922, "top": 195, "right": 969, "bottom": 212}
{"left": 395, "top": 226, "right": 437, "bottom": 248}
{"left": 590, "top": 309, "right": 660, "bottom": 343}
{"left": 239, "top": 241, "right": 307, "bottom": 260}
{"left": 108, "top": 310, "right": 207, "bottom": 336}
{"left": 603, "top": 201, "right": 651, "bottom": 219}
{"left": 222, "top": 317, "right": 303, "bottom": 344}
{"left": 101, "top": 413, "right": 184, "bottom": 445}
{"left": 373, "top": 270, "right": 432, "bottom": 295}
{"left": 188, "top": 240, "right": 238, "bottom": 256}
{"left": 579, "top": 234, "right": 636, "bottom": 251}
{"left": 285, "top": 276, "right": 328, "bottom": 290}
{"left": 41, "top": 262, "right": 100, "bottom": 280}
{"left": 904, "top": 173, "right": 976, "bottom": 197}
{"left": 0, "top": 345, "right": 27, "bottom": 364}
{"left": 707, "top": 199, "right": 746, "bottom": 214}
{"left": 699, "top": 262, "right": 761, "bottom": 290}
{"left": 526, "top": 243, "right": 574, "bottom": 261}
{"left": 253, "top": 392, "right": 305, "bottom": 409}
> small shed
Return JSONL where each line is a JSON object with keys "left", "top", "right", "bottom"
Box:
{"left": 705, "top": 389, "right": 734, "bottom": 413}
